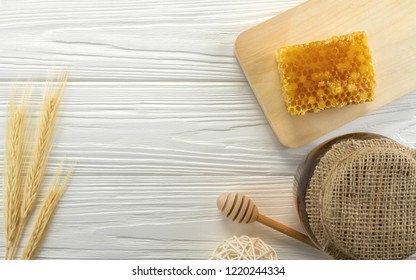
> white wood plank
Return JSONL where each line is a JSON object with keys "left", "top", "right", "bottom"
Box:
{"left": 0, "top": 0, "right": 305, "bottom": 82}
{"left": 0, "top": 0, "right": 415, "bottom": 260}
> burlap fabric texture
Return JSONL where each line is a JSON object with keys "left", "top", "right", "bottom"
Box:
{"left": 306, "top": 137, "right": 416, "bottom": 259}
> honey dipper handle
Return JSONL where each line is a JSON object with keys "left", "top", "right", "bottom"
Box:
{"left": 257, "top": 214, "right": 319, "bottom": 249}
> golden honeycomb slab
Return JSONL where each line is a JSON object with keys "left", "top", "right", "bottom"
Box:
{"left": 277, "top": 32, "right": 375, "bottom": 115}
{"left": 235, "top": 0, "right": 416, "bottom": 147}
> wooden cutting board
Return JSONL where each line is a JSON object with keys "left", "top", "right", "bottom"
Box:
{"left": 235, "top": 0, "right": 416, "bottom": 148}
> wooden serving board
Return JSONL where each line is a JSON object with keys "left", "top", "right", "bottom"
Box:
{"left": 235, "top": 0, "right": 416, "bottom": 148}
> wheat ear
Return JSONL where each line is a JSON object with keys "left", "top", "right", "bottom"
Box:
{"left": 21, "top": 73, "right": 67, "bottom": 222}
{"left": 4, "top": 94, "right": 27, "bottom": 260}
{"left": 21, "top": 165, "right": 72, "bottom": 260}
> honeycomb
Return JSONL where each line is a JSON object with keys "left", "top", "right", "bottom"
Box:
{"left": 275, "top": 32, "right": 376, "bottom": 115}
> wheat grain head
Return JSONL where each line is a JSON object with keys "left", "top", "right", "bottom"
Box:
{"left": 4, "top": 93, "right": 27, "bottom": 259}
{"left": 21, "top": 73, "right": 68, "bottom": 221}
{"left": 21, "top": 165, "right": 72, "bottom": 260}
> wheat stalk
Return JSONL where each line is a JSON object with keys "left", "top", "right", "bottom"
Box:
{"left": 21, "top": 165, "right": 72, "bottom": 260}
{"left": 4, "top": 94, "right": 27, "bottom": 260}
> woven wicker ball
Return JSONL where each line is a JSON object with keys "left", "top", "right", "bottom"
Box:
{"left": 210, "top": 235, "right": 277, "bottom": 260}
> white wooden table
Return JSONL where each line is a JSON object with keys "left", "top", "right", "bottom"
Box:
{"left": 0, "top": 0, "right": 415, "bottom": 260}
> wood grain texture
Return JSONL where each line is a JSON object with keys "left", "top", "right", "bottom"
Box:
{"left": 235, "top": 0, "right": 416, "bottom": 147}
{"left": 0, "top": 0, "right": 415, "bottom": 260}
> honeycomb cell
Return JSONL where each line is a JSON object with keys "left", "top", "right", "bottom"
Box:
{"left": 275, "top": 32, "right": 376, "bottom": 115}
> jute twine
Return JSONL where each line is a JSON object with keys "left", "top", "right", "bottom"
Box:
{"left": 210, "top": 235, "right": 277, "bottom": 260}
{"left": 306, "top": 138, "right": 416, "bottom": 259}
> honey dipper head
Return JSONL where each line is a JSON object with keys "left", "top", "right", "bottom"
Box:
{"left": 217, "top": 192, "right": 258, "bottom": 224}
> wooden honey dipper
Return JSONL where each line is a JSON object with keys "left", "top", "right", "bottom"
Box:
{"left": 217, "top": 192, "right": 318, "bottom": 249}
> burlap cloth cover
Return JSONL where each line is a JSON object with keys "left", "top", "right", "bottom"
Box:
{"left": 306, "top": 137, "right": 416, "bottom": 259}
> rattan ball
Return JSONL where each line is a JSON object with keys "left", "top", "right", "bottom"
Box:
{"left": 210, "top": 235, "right": 277, "bottom": 260}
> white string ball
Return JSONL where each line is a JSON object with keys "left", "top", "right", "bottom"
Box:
{"left": 210, "top": 235, "right": 277, "bottom": 260}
